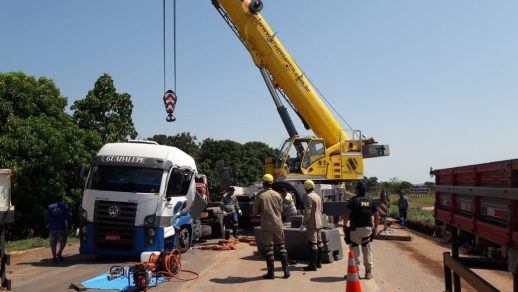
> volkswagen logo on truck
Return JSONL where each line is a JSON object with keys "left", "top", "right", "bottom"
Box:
{"left": 108, "top": 206, "right": 120, "bottom": 217}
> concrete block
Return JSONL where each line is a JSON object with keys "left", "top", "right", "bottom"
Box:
{"left": 321, "top": 228, "right": 344, "bottom": 261}
{"left": 322, "top": 201, "right": 348, "bottom": 216}
{"left": 290, "top": 215, "right": 303, "bottom": 228}
{"left": 254, "top": 227, "right": 343, "bottom": 263}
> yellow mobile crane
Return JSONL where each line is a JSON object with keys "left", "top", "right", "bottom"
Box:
{"left": 212, "top": 0, "right": 389, "bottom": 187}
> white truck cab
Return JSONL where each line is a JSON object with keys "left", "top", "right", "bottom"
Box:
{"left": 79, "top": 141, "right": 202, "bottom": 256}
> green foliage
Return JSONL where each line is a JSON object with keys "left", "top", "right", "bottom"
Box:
{"left": 0, "top": 72, "right": 102, "bottom": 239}
{"left": 424, "top": 181, "right": 436, "bottom": 190}
{"left": 6, "top": 237, "right": 49, "bottom": 252}
{"left": 198, "top": 138, "right": 274, "bottom": 196}
{"left": 0, "top": 72, "right": 66, "bottom": 129}
{"left": 361, "top": 177, "right": 379, "bottom": 192}
{"left": 149, "top": 133, "right": 200, "bottom": 160}
{"left": 71, "top": 73, "right": 138, "bottom": 143}
{"left": 388, "top": 194, "right": 436, "bottom": 228}
{"left": 378, "top": 177, "right": 417, "bottom": 194}
{"left": 6, "top": 236, "right": 78, "bottom": 252}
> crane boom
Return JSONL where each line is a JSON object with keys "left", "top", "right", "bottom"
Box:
{"left": 213, "top": 0, "right": 389, "bottom": 182}
{"left": 214, "top": 0, "right": 346, "bottom": 146}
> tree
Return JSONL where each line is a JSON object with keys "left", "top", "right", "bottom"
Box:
{"left": 424, "top": 181, "right": 435, "bottom": 191}
{"left": 149, "top": 132, "right": 200, "bottom": 160}
{"left": 71, "top": 73, "right": 138, "bottom": 143}
{"left": 0, "top": 72, "right": 102, "bottom": 239}
{"left": 197, "top": 138, "right": 274, "bottom": 197}
{"left": 362, "top": 176, "right": 379, "bottom": 193}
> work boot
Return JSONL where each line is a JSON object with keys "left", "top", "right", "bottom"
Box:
{"left": 262, "top": 260, "right": 275, "bottom": 279}
{"left": 224, "top": 230, "right": 230, "bottom": 240}
{"left": 303, "top": 249, "right": 317, "bottom": 271}
{"left": 232, "top": 227, "right": 238, "bottom": 238}
{"left": 316, "top": 247, "right": 323, "bottom": 268}
{"left": 365, "top": 271, "right": 373, "bottom": 280}
{"left": 280, "top": 254, "right": 290, "bottom": 278}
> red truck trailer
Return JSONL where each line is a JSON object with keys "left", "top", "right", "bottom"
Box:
{"left": 431, "top": 159, "right": 518, "bottom": 291}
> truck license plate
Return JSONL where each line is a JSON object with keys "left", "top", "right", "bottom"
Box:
{"left": 105, "top": 234, "right": 120, "bottom": 240}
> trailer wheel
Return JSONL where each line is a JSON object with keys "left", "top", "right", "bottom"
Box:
{"left": 175, "top": 227, "right": 191, "bottom": 253}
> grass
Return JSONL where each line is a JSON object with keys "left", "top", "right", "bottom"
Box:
{"left": 6, "top": 236, "right": 78, "bottom": 253}
{"left": 387, "top": 193, "right": 436, "bottom": 231}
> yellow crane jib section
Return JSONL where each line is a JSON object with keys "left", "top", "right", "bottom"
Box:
{"left": 219, "top": 0, "right": 349, "bottom": 149}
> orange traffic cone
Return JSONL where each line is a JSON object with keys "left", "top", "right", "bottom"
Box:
{"left": 345, "top": 249, "right": 362, "bottom": 292}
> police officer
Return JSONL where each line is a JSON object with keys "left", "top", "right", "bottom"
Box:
{"left": 300, "top": 179, "right": 323, "bottom": 271}
{"left": 342, "top": 182, "right": 379, "bottom": 280}
{"left": 252, "top": 174, "right": 290, "bottom": 279}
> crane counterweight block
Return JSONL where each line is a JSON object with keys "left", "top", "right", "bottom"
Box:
{"left": 163, "top": 89, "right": 177, "bottom": 122}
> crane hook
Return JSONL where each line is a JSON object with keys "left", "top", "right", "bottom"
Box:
{"left": 163, "top": 89, "right": 177, "bottom": 122}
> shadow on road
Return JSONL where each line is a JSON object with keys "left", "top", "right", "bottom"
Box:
{"left": 210, "top": 275, "right": 265, "bottom": 284}
{"left": 14, "top": 254, "right": 136, "bottom": 268}
{"left": 239, "top": 254, "right": 263, "bottom": 262}
{"left": 309, "top": 276, "right": 346, "bottom": 283}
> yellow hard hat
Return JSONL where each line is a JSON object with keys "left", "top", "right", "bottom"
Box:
{"left": 263, "top": 174, "right": 274, "bottom": 183}
{"left": 304, "top": 180, "right": 315, "bottom": 189}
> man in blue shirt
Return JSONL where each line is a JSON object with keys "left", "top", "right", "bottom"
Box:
{"left": 45, "top": 194, "right": 71, "bottom": 263}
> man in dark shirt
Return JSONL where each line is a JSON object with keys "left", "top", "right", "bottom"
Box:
{"left": 45, "top": 194, "right": 71, "bottom": 263}
{"left": 342, "top": 182, "right": 379, "bottom": 279}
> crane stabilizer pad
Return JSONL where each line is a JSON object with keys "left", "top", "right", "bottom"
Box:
{"left": 374, "top": 230, "right": 412, "bottom": 241}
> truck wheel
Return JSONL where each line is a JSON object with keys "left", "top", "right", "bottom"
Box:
{"left": 210, "top": 213, "right": 225, "bottom": 238}
{"left": 175, "top": 227, "right": 191, "bottom": 253}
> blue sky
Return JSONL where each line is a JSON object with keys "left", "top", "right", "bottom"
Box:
{"left": 2, "top": 1, "right": 517, "bottom": 184}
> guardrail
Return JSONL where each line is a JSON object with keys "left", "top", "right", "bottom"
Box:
{"left": 443, "top": 252, "right": 499, "bottom": 292}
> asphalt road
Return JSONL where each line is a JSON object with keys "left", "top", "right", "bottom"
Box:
{"left": 6, "top": 226, "right": 513, "bottom": 291}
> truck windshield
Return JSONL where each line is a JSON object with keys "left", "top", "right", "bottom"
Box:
{"left": 87, "top": 166, "right": 163, "bottom": 193}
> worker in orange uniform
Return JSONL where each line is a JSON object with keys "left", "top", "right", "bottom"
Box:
{"left": 252, "top": 174, "right": 290, "bottom": 279}
{"left": 300, "top": 179, "right": 323, "bottom": 271}
{"left": 342, "top": 182, "right": 379, "bottom": 280}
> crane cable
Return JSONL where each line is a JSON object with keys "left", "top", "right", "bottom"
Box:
{"left": 163, "top": 0, "right": 177, "bottom": 93}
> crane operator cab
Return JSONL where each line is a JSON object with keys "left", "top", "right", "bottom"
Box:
{"left": 276, "top": 136, "right": 327, "bottom": 177}
{"left": 270, "top": 132, "right": 387, "bottom": 182}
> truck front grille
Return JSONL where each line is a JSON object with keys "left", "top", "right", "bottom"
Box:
{"left": 94, "top": 200, "right": 138, "bottom": 251}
